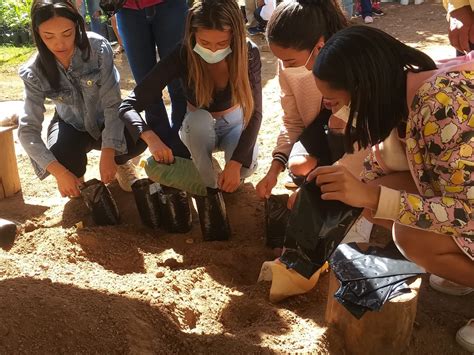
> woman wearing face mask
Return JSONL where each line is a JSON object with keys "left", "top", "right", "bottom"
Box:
{"left": 18, "top": 0, "right": 145, "bottom": 199}
{"left": 257, "top": 0, "right": 369, "bottom": 220}
{"left": 256, "top": 0, "right": 356, "bottom": 201}
{"left": 311, "top": 26, "right": 474, "bottom": 352}
{"left": 119, "top": 0, "right": 261, "bottom": 239}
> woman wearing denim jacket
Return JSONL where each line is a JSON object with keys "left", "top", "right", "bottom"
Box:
{"left": 19, "top": 0, "right": 145, "bottom": 198}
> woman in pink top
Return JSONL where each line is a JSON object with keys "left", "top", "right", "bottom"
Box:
{"left": 312, "top": 26, "right": 473, "bottom": 352}
{"left": 256, "top": 0, "right": 350, "bottom": 201}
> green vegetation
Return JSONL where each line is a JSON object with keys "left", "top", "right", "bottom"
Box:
{"left": 0, "top": 0, "right": 32, "bottom": 30}
{"left": 0, "top": 0, "right": 33, "bottom": 45}
{"left": 0, "top": 45, "right": 35, "bottom": 72}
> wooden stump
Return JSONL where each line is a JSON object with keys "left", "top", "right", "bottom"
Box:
{"left": 0, "top": 126, "right": 21, "bottom": 199}
{"left": 325, "top": 270, "right": 421, "bottom": 355}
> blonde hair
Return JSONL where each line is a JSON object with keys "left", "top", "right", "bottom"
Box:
{"left": 184, "top": 0, "right": 254, "bottom": 125}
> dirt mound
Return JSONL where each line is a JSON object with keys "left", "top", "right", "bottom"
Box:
{"left": 0, "top": 3, "right": 472, "bottom": 353}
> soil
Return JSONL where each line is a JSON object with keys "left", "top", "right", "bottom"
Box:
{"left": 0, "top": 2, "right": 472, "bottom": 354}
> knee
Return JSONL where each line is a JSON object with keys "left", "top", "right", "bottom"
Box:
{"left": 392, "top": 224, "right": 424, "bottom": 262}
{"left": 49, "top": 140, "right": 80, "bottom": 163}
{"left": 181, "top": 109, "right": 214, "bottom": 142}
{"left": 50, "top": 143, "right": 86, "bottom": 177}
{"left": 288, "top": 155, "right": 317, "bottom": 177}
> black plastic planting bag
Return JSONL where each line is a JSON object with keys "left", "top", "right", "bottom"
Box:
{"left": 80, "top": 179, "right": 120, "bottom": 225}
{"left": 131, "top": 178, "right": 162, "bottom": 229}
{"left": 281, "top": 181, "right": 362, "bottom": 278}
{"left": 265, "top": 194, "right": 290, "bottom": 249}
{"left": 330, "top": 243, "right": 424, "bottom": 318}
{"left": 0, "top": 218, "right": 17, "bottom": 248}
{"left": 195, "top": 188, "right": 231, "bottom": 241}
{"left": 159, "top": 186, "right": 192, "bottom": 233}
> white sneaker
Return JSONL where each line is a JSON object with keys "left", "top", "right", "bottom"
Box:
{"left": 429, "top": 274, "right": 474, "bottom": 296}
{"left": 341, "top": 217, "right": 373, "bottom": 244}
{"left": 115, "top": 161, "right": 138, "bottom": 192}
{"left": 364, "top": 15, "right": 374, "bottom": 24}
{"left": 456, "top": 319, "right": 474, "bottom": 353}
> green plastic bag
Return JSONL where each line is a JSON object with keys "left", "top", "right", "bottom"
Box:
{"left": 143, "top": 156, "right": 207, "bottom": 196}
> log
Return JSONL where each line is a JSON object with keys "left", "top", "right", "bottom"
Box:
{"left": 0, "top": 126, "right": 21, "bottom": 199}
{"left": 325, "top": 269, "right": 421, "bottom": 355}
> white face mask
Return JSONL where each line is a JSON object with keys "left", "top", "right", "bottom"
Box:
{"left": 333, "top": 104, "right": 357, "bottom": 128}
{"left": 281, "top": 47, "right": 315, "bottom": 77}
{"left": 193, "top": 42, "right": 232, "bottom": 64}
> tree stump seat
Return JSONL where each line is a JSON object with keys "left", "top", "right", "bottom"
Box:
{"left": 0, "top": 125, "right": 21, "bottom": 199}
{"left": 325, "top": 250, "right": 422, "bottom": 355}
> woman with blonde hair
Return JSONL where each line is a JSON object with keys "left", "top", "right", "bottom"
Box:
{"left": 119, "top": 0, "right": 262, "bottom": 239}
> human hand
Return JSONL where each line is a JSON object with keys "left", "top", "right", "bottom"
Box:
{"left": 100, "top": 148, "right": 117, "bottom": 184}
{"left": 55, "top": 170, "right": 82, "bottom": 198}
{"left": 449, "top": 6, "right": 474, "bottom": 53}
{"left": 307, "top": 165, "right": 379, "bottom": 209}
{"left": 256, "top": 172, "right": 278, "bottom": 199}
{"left": 287, "top": 188, "right": 299, "bottom": 210}
{"left": 218, "top": 160, "right": 242, "bottom": 193}
{"left": 142, "top": 131, "right": 174, "bottom": 164}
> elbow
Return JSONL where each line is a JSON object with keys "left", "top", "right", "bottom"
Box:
{"left": 118, "top": 100, "right": 128, "bottom": 120}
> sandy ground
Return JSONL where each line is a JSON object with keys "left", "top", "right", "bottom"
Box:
{"left": 0, "top": 2, "right": 472, "bottom": 354}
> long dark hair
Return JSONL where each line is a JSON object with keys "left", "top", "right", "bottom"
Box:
{"left": 313, "top": 26, "right": 437, "bottom": 152}
{"left": 31, "top": 0, "right": 91, "bottom": 90}
{"left": 184, "top": 0, "right": 254, "bottom": 124}
{"left": 266, "top": 0, "right": 348, "bottom": 51}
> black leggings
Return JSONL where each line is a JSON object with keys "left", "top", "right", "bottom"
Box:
{"left": 47, "top": 114, "right": 147, "bottom": 178}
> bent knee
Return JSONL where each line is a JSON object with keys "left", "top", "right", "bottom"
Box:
{"left": 181, "top": 109, "right": 214, "bottom": 143}
{"left": 392, "top": 224, "right": 427, "bottom": 262}
{"left": 182, "top": 109, "right": 213, "bottom": 131}
{"left": 288, "top": 155, "right": 317, "bottom": 177}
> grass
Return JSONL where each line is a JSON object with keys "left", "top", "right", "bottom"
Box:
{"left": 0, "top": 45, "right": 35, "bottom": 73}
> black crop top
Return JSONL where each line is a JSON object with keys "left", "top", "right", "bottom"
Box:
{"left": 119, "top": 40, "right": 262, "bottom": 168}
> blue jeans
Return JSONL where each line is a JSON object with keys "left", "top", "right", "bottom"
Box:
{"left": 360, "top": 0, "right": 373, "bottom": 17}
{"left": 78, "top": 0, "right": 103, "bottom": 35}
{"left": 179, "top": 109, "right": 258, "bottom": 188}
{"left": 116, "top": 0, "right": 190, "bottom": 158}
{"left": 341, "top": 0, "right": 354, "bottom": 18}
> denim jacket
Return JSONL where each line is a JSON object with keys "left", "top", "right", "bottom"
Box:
{"left": 18, "top": 32, "right": 126, "bottom": 179}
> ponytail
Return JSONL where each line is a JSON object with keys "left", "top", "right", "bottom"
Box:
{"left": 266, "top": 0, "right": 348, "bottom": 51}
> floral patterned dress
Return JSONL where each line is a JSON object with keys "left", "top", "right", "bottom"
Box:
{"left": 362, "top": 61, "right": 474, "bottom": 260}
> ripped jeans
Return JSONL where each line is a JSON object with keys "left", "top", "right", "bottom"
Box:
{"left": 179, "top": 108, "right": 258, "bottom": 189}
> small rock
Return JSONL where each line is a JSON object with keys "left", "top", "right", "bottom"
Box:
{"left": 185, "top": 238, "right": 194, "bottom": 244}
{"left": 155, "top": 271, "right": 165, "bottom": 278}
{"left": 23, "top": 221, "right": 36, "bottom": 233}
